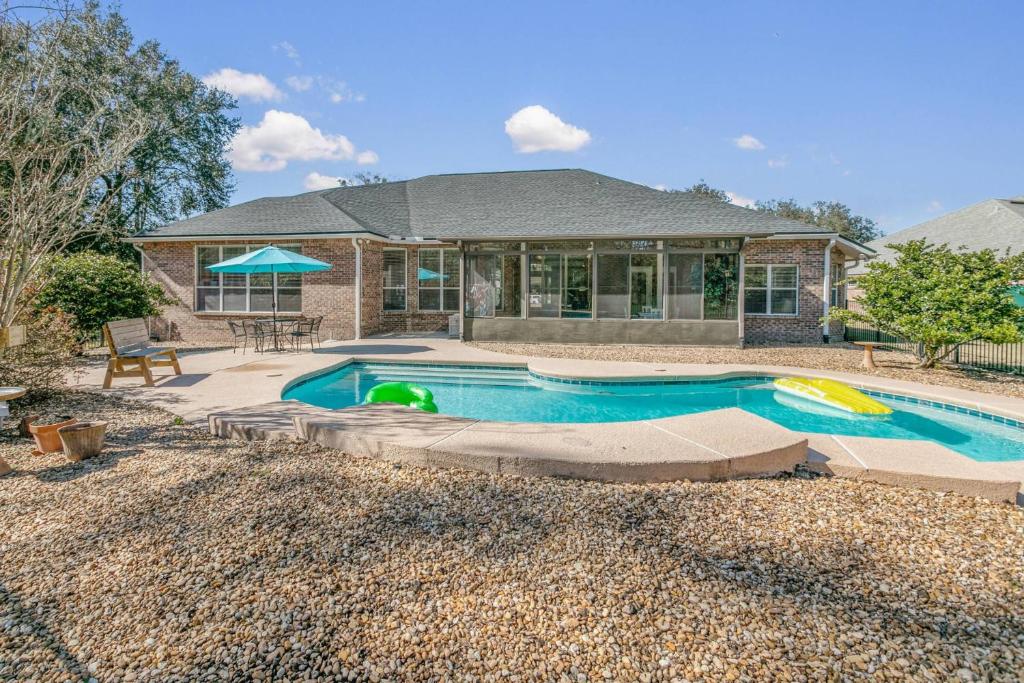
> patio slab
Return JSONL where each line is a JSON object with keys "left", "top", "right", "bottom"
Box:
{"left": 289, "top": 405, "right": 805, "bottom": 483}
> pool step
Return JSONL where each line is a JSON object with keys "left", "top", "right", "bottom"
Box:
{"left": 356, "top": 364, "right": 531, "bottom": 387}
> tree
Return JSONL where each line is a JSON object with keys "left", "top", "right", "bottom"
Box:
{"left": 668, "top": 180, "right": 882, "bottom": 243}
{"left": 339, "top": 172, "right": 391, "bottom": 187}
{"left": 756, "top": 199, "right": 881, "bottom": 243}
{"left": 830, "top": 240, "right": 1024, "bottom": 369}
{"left": 35, "top": 251, "right": 172, "bottom": 337}
{"left": 60, "top": 5, "right": 239, "bottom": 258}
{"left": 680, "top": 180, "right": 730, "bottom": 203}
{"left": 0, "top": 3, "right": 151, "bottom": 328}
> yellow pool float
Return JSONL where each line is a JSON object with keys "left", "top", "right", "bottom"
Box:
{"left": 773, "top": 377, "right": 893, "bottom": 415}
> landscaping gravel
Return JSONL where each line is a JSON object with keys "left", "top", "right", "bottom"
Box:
{"left": 471, "top": 342, "right": 1024, "bottom": 400}
{"left": 2, "top": 392, "right": 1023, "bottom": 681}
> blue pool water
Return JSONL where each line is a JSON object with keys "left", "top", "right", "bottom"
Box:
{"left": 283, "top": 362, "right": 1024, "bottom": 462}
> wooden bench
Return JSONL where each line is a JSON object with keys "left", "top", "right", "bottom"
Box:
{"left": 102, "top": 318, "right": 182, "bottom": 388}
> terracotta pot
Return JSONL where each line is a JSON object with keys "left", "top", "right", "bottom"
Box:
{"left": 58, "top": 421, "right": 108, "bottom": 462}
{"left": 27, "top": 417, "right": 77, "bottom": 454}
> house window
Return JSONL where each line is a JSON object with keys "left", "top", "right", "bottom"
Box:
{"left": 594, "top": 253, "right": 662, "bottom": 319}
{"left": 195, "top": 244, "right": 303, "bottom": 313}
{"left": 830, "top": 263, "right": 845, "bottom": 308}
{"left": 744, "top": 264, "right": 798, "bottom": 315}
{"left": 418, "top": 248, "right": 460, "bottom": 311}
{"left": 383, "top": 248, "right": 407, "bottom": 311}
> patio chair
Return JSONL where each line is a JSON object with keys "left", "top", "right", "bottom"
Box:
{"left": 254, "top": 320, "right": 277, "bottom": 353}
{"left": 288, "top": 316, "right": 322, "bottom": 352}
{"left": 227, "top": 320, "right": 254, "bottom": 354}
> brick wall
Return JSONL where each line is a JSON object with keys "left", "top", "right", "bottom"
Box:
{"left": 742, "top": 239, "right": 846, "bottom": 344}
{"left": 141, "top": 239, "right": 359, "bottom": 343}
{"left": 142, "top": 238, "right": 457, "bottom": 343}
{"left": 361, "top": 242, "right": 458, "bottom": 335}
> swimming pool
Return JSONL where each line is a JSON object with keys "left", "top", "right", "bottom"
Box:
{"left": 282, "top": 362, "right": 1024, "bottom": 463}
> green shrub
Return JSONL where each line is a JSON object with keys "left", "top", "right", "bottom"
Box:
{"left": 0, "top": 307, "right": 81, "bottom": 397}
{"left": 831, "top": 240, "right": 1024, "bottom": 368}
{"left": 35, "top": 252, "right": 173, "bottom": 337}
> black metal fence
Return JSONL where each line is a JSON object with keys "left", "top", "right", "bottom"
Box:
{"left": 843, "top": 326, "right": 1024, "bottom": 374}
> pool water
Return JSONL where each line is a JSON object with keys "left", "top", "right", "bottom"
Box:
{"left": 283, "top": 362, "right": 1024, "bottom": 463}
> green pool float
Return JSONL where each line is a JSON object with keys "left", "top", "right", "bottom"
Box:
{"left": 362, "top": 381, "right": 438, "bottom": 413}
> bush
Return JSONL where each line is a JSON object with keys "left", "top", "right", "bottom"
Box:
{"left": 0, "top": 307, "right": 81, "bottom": 397}
{"left": 35, "top": 252, "right": 173, "bottom": 337}
{"left": 831, "top": 240, "right": 1024, "bottom": 368}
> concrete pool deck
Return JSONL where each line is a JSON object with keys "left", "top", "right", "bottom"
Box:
{"left": 72, "top": 335, "right": 1024, "bottom": 503}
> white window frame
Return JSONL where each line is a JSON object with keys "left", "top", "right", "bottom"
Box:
{"left": 417, "top": 248, "right": 460, "bottom": 312}
{"left": 382, "top": 248, "right": 408, "bottom": 312}
{"left": 744, "top": 264, "right": 799, "bottom": 316}
{"left": 194, "top": 244, "right": 303, "bottom": 314}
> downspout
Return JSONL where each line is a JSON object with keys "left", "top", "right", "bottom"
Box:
{"left": 457, "top": 240, "right": 465, "bottom": 341}
{"left": 822, "top": 238, "right": 836, "bottom": 343}
{"left": 737, "top": 237, "right": 747, "bottom": 348}
{"left": 132, "top": 244, "right": 152, "bottom": 339}
{"left": 351, "top": 238, "right": 362, "bottom": 340}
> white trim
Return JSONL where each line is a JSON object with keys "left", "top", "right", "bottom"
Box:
{"left": 822, "top": 239, "right": 835, "bottom": 340}
{"left": 352, "top": 238, "right": 362, "bottom": 340}
{"left": 382, "top": 247, "right": 408, "bottom": 312}
{"left": 127, "top": 232, "right": 450, "bottom": 246}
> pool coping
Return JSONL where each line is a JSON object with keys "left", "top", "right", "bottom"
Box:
{"left": 282, "top": 357, "right": 1024, "bottom": 432}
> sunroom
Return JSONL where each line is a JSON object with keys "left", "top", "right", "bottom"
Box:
{"left": 461, "top": 238, "right": 743, "bottom": 345}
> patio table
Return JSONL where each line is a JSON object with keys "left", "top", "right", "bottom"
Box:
{"left": 256, "top": 318, "right": 301, "bottom": 352}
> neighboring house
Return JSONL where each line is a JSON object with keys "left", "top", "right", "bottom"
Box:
{"left": 847, "top": 195, "right": 1024, "bottom": 310}
{"left": 128, "top": 169, "right": 872, "bottom": 346}
{"left": 851, "top": 195, "right": 1024, "bottom": 275}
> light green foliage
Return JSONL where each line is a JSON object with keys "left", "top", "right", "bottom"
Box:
{"left": 35, "top": 251, "right": 172, "bottom": 336}
{"left": 831, "top": 241, "right": 1024, "bottom": 368}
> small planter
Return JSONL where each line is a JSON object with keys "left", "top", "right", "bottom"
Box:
{"left": 27, "top": 417, "right": 77, "bottom": 455}
{"left": 58, "top": 421, "right": 108, "bottom": 462}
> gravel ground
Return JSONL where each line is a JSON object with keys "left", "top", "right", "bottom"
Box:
{"left": 470, "top": 342, "right": 1024, "bottom": 400}
{"left": 2, "top": 393, "right": 1023, "bottom": 682}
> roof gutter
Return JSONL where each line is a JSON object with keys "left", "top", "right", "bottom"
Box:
{"left": 123, "top": 232, "right": 446, "bottom": 245}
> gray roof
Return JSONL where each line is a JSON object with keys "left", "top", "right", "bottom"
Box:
{"left": 851, "top": 197, "right": 1024, "bottom": 274}
{"left": 136, "top": 169, "right": 829, "bottom": 241}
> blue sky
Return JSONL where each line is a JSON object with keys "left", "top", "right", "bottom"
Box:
{"left": 118, "top": 0, "right": 1023, "bottom": 234}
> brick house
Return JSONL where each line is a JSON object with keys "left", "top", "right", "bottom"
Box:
{"left": 127, "top": 169, "right": 872, "bottom": 346}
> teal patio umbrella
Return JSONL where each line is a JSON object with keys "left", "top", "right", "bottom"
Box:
{"left": 207, "top": 245, "right": 331, "bottom": 331}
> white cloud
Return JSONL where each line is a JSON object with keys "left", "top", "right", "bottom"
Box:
{"left": 202, "top": 68, "right": 283, "bottom": 102}
{"left": 653, "top": 183, "right": 668, "bottom": 191}
{"left": 303, "top": 172, "right": 346, "bottom": 191}
{"left": 356, "top": 150, "right": 379, "bottom": 165}
{"left": 285, "top": 75, "right": 313, "bottom": 92}
{"left": 273, "top": 41, "right": 301, "bottom": 65}
{"left": 726, "top": 191, "right": 756, "bottom": 209}
{"left": 767, "top": 156, "right": 788, "bottom": 168}
{"left": 504, "top": 105, "right": 591, "bottom": 153}
{"left": 830, "top": 153, "right": 842, "bottom": 165}
{"left": 927, "top": 200, "right": 944, "bottom": 213}
{"left": 228, "top": 110, "right": 359, "bottom": 172}
{"left": 733, "top": 134, "right": 765, "bottom": 151}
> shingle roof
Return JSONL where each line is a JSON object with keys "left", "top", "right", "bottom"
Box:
{"left": 850, "top": 197, "right": 1024, "bottom": 274}
{"left": 136, "top": 169, "right": 827, "bottom": 241}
